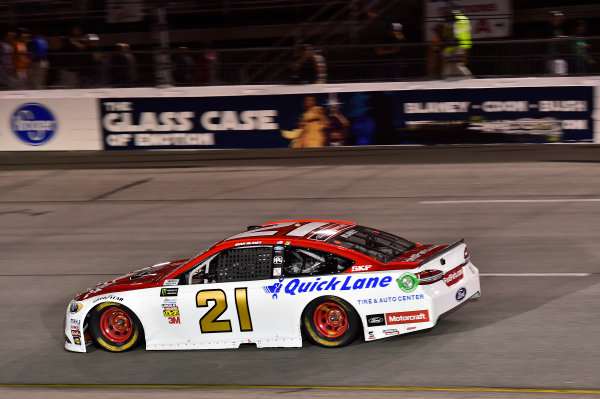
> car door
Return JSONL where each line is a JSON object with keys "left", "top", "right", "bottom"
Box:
{"left": 170, "top": 245, "right": 294, "bottom": 349}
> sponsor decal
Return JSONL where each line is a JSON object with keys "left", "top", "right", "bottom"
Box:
{"left": 92, "top": 295, "right": 124, "bottom": 303}
{"left": 357, "top": 294, "right": 425, "bottom": 305}
{"left": 407, "top": 326, "right": 416, "bottom": 331}
{"left": 386, "top": 310, "right": 430, "bottom": 325}
{"left": 274, "top": 246, "right": 284, "bottom": 251}
{"left": 163, "top": 309, "right": 180, "bottom": 317}
{"left": 267, "top": 275, "right": 393, "bottom": 298}
{"left": 168, "top": 316, "right": 180, "bottom": 324}
{"left": 160, "top": 288, "right": 178, "bottom": 297}
{"left": 443, "top": 266, "right": 464, "bottom": 287}
{"left": 456, "top": 287, "right": 467, "bottom": 301}
{"left": 11, "top": 103, "right": 57, "bottom": 146}
{"left": 366, "top": 314, "right": 385, "bottom": 327}
{"left": 70, "top": 319, "right": 80, "bottom": 325}
{"left": 163, "top": 279, "right": 179, "bottom": 286}
{"left": 235, "top": 241, "right": 262, "bottom": 246}
{"left": 73, "top": 337, "right": 82, "bottom": 345}
{"left": 469, "top": 265, "right": 476, "bottom": 275}
{"left": 273, "top": 256, "right": 283, "bottom": 264}
{"left": 368, "top": 331, "right": 375, "bottom": 339}
{"left": 340, "top": 229, "right": 357, "bottom": 239}
{"left": 285, "top": 241, "right": 291, "bottom": 245}
{"left": 397, "top": 272, "right": 419, "bottom": 293}
{"left": 351, "top": 265, "right": 372, "bottom": 272}
{"left": 383, "top": 329, "right": 400, "bottom": 336}
{"left": 273, "top": 267, "right": 282, "bottom": 277}
{"left": 263, "top": 278, "right": 284, "bottom": 299}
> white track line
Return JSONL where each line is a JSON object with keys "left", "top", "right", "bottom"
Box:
{"left": 420, "top": 199, "right": 600, "bottom": 204}
{"left": 480, "top": 273, "right": 591, "bottom": 277}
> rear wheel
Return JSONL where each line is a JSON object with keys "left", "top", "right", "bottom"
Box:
{"left": 89, "top": 302, "right": 142, "bottom": 352}
{"left": 302, "top": 296, "right": 359, "bottom": 348}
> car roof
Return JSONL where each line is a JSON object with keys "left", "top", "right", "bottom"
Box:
{"left": 221, "top": 220, "right": 357, "bottom": 244}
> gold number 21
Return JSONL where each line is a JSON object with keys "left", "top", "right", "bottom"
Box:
{"left": 196, "top": 288, "right": 253, "bottom": 333}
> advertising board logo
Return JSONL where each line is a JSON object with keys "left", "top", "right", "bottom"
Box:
{"left": 11, "top": 103, "right": 57, "bottom": 146}
{"left": 456, "top": 287, "right": 467, "bottom": 302}
{"left": 386, "top": 310, "right": 430, "bottom": 325}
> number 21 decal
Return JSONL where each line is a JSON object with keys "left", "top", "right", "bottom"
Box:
{"left": 196, "top": 288, "right": 253, "bottom": 333}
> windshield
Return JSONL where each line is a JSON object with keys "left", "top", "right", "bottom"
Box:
{"left": 326, "top": 226, "right": 415, "bottom": 263}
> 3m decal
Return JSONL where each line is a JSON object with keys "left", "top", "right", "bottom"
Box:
{"left": 195, "top": 287, "right": 253, "bottom": 333}
{"left": 397, "top": 273, "right": 419, "bottom": 293}
{"left": 357, "top": 294, "right": 424, "bottom": 305}
{"left": 160, "top": 288, "right": 178, "bottom": 297}
{"left": 443, "top": 266, "right": 464, "bottom": 287}
{"left": 366, "top": 314, "right": 385, "bottom": 327}
{"left": 168, "top": 316, "right": 181, "bottom": 324}
{"left": 386, "top": 310, "right": 430, "bottom": 325}
{"left": 456, "top": 287, "right": 467, "bottom": 301}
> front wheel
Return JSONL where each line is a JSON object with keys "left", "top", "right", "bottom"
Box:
{"left": 302, "top": 296, "right": 359, "bottom": 348}
{"left": 89, "top": 302, "right": 142, "bottom": 352}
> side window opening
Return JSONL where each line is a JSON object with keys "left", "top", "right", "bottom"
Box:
{"left": 283, "top": 246, "right": 354, "bottom": 276}
{"left": 213, "top": 246, "right": 273, "bottom": 283}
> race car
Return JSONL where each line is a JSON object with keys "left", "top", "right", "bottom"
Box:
{"left": 65, "top": 220, "right": 480, "bottom": 353}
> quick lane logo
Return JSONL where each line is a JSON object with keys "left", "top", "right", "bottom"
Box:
{"left": 386, "top": 310, "right": 430, "bottom": 325}
{"left": 263, "top": 278, "right": 284, "bottom": 299}
{"left": 11, "top": 103, "right": 57, "bottom": 146}
{"left": 443, "top": 265, "right": 464, "bottom": 287}
{"left": 264, "top": 275, "right": 393, "bottom": 299}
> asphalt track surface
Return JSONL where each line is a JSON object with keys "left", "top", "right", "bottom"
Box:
{"left": 1, "top": 145, "right": 600, "bottom": 398}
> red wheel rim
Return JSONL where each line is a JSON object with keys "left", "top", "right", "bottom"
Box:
{"left": 313, "top": 302, "right": 349, "bottom": 338}
{"left": 100, "top": 307, "right": 133, "bottom": 343}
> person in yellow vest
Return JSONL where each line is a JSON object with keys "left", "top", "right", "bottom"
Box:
{"left": 442, "top": 9, "right": 472, "bottom": 78}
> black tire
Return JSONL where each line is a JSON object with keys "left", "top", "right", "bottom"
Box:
{"left": 89, "top": 302, "right": 143, "bottom": 352}
{"left": 302, "top": 296, "right": 359, "bottom": 348}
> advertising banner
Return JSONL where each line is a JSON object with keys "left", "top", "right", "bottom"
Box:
{"left": 0, "top": 98, "right": 101, "bottom": 151}
{"left": 101, "top": 86, "right": 594, "bottom": 150}
{"left": 424, "top": 0, "right": 512, "bottom": 41}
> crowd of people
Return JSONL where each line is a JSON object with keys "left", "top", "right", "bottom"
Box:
{"left": 0, "top": 25, "right": 219, "bottom": 90}
{"left": 0, "top": 7, "right": 598, "bottom": 90}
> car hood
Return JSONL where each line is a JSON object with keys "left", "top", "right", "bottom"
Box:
{"left": 75, "top": 259, "right": 188, "bottom": 300}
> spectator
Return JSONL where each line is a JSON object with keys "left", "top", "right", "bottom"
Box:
{"left": 196, "top": 42, "right": 218, "bottom": 85}
{"left": 442, "top": 9, "right": 472, "bottom": 78}
{"left": 426, "top": 23, "right": 444, "bottom": 79}
{"left": 548, "top": 11, "right": 568, "bottom": 76}
{"left": 111, "top": 43, "right": 137, "bottom": 87}
{"left": 572, "top": 20, "right": 597, "bottom": 74}
{"left": 59, "top": 25, "right": 87, "bottom": 87}
{"left": 0, "top": 29, "right": 21, "bottom": 89}
{"left": 27, "top": 27, "right": 49, "bottom": 89}
{"left": 82, "top": 33, "right": 107, "bottom": 87}
{"left": 313, "top": 49, "right": 327, "bottom": 84}
{"left": 291, "top": 44, "right": 321, "bottom": 84}
{"left": 374, "top": 22, "right": 405, "bottom": 81}
{"left": 12, "top": 28, "right": 30, "bottom": 86}
{"left": 173, "top": 46, "right": 195, "bottom": 85}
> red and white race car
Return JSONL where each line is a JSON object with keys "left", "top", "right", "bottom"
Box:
{"left": 65, "top": 220, "right": 480, "bottom": 352}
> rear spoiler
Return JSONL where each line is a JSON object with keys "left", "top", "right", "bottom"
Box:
{"left": 418, "top": 239, "right": 465, "bottom": 266}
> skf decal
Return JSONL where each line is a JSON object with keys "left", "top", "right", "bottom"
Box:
{"left": 351, "top": 265, "right": 372, "bottom": 272}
